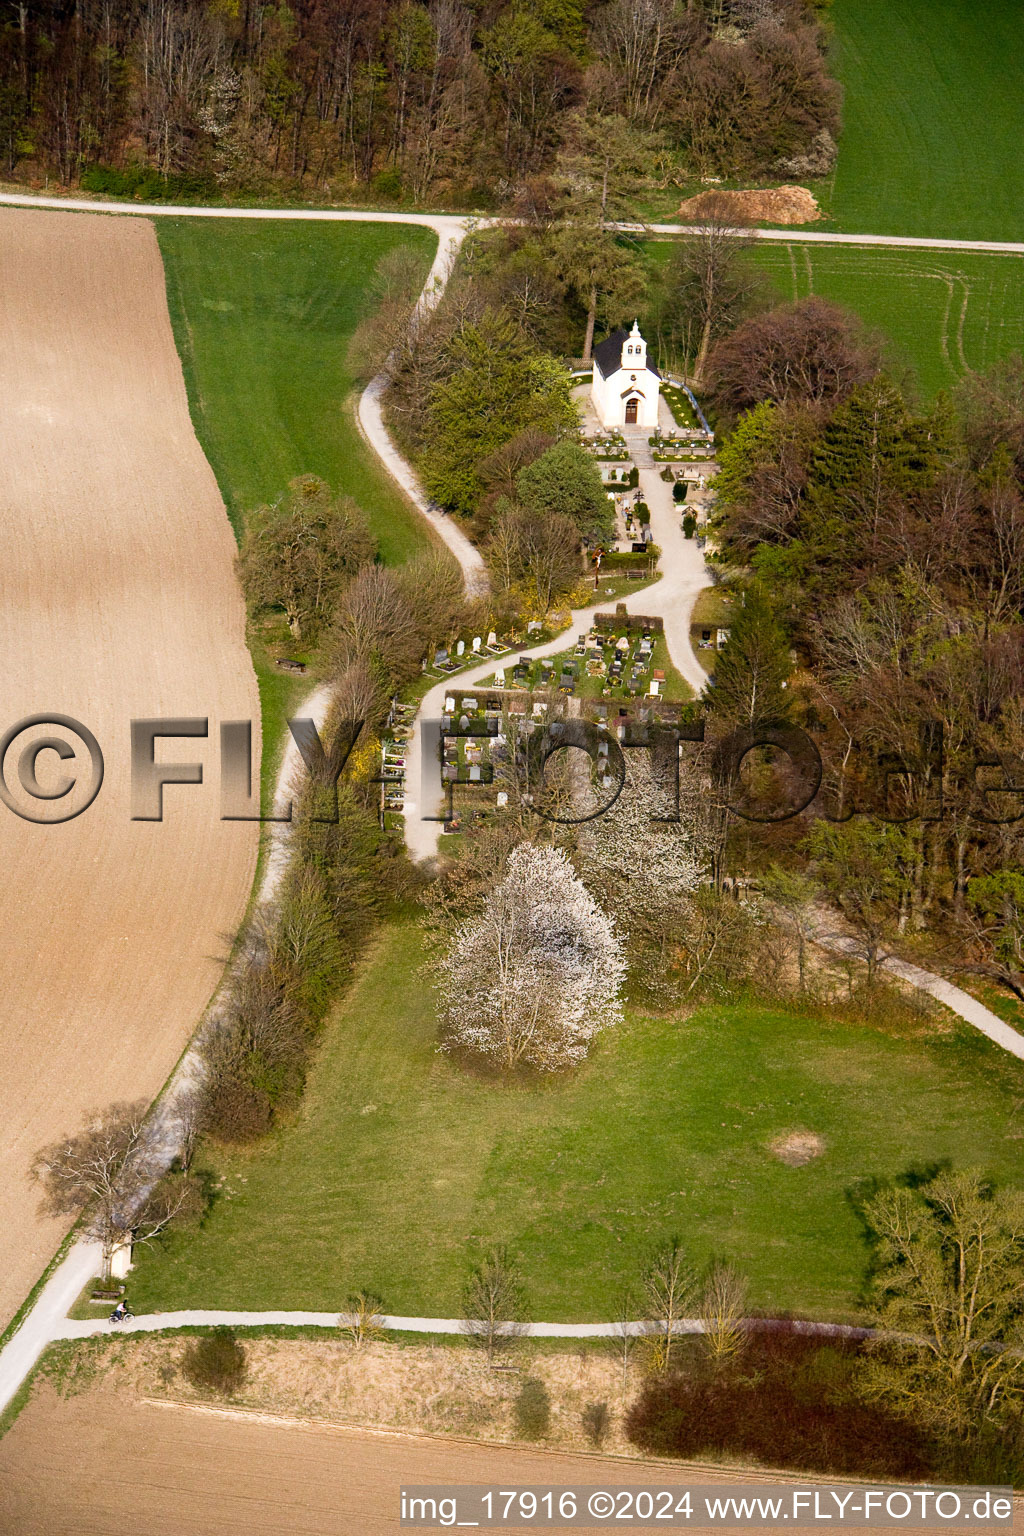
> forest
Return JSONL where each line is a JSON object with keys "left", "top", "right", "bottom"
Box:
{"left": 0, "top": 0, "right": 838, "bottom": 203}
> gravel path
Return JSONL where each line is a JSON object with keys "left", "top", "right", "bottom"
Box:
{"left": 4, "top": 191, "right": 1024, "bottom": 254}
{"left": 810, "top": 923, "right": 1024, "bottom": 1062}
{"left": 49, "top": 1309, "right": 871, "bottom": 1343}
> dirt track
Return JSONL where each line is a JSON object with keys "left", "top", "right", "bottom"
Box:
{"left": 0, "top": 208, "right": 259, "bottom": 1327}
{"left": 1, "top": 1386, "right": 984, "bottom": 1536}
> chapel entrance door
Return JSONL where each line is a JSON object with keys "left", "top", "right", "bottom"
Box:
{"left": 625, "top": 398, "right": 638, "bottom": 424}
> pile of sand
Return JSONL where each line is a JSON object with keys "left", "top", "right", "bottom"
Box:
{"left": 676, "top": 185, "right": 820, "bottom": 226}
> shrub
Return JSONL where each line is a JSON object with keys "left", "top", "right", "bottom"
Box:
{"left": 182, "top": 1329, "right": 248, "bottom": 1397}
{"left": 199, "top": 1067, "right": 274, "bottom": 1145}
{"left": 582, "top": 1401, "right": 611, "bottom": 1448}
{"left": 626, "top": 1334, "right": 933, "bottom": 1479}
{"left": 673, "top": 481, "right": 687, "bottom": 502}
{"left": 683, "top": 514, "right": 697, "bottom": 538}
{"left": 627, "top": 466, "right": 639, "bottom": 489}
{"left": 371, "top": 167, "right": 403, "bottom": 200}
{"left": 79, "top": 163, "right": 216, "bottom": 201}
{"left": 514, "top": 1377, "right": 551, "bottom": 1440}
{"left": 635, "top": 502, "right": 650, "bottom": 523}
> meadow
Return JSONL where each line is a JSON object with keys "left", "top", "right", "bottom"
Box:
{"left": 646, "top": 238, "right": 1024, "bottom": 402}
{"left": 157, "top": 218, "right": 437, "bottom": 802}
{"left": 749, "top": 243, "right": 1024, "bottom": 399}
{"left": 157, "top": 218, "right": 436, "bottom": 560}
{"left": 128, "top": 917, "right": 1023, "bottom": 1324}
{"left": 827, "top": 0, "right": 1024, "bottom": 241}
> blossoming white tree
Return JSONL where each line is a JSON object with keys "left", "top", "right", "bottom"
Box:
{"left": 437, "top": 844, "right": 625, "bottom": 1071}
{"left": 582, "top": 745, "right": 704, "bottom": 921}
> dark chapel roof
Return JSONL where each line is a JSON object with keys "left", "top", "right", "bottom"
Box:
{"left": 592, "top": 328, "right": 662, "bottom": 380}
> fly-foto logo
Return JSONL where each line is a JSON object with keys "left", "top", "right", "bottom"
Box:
{"left": 0, "top": 714, "right": 361, "bottom": 823}
{"left": 3, "top": 712, "right": 1023, "bottom": 827}
{"left": 424, "top": 714, "right": 1024, "bottom": 828}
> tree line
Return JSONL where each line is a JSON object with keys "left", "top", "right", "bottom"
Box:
{"left": 702, "top": 302, "right": 1024, "bottom": 992}
{"left": 2, "top": 0, "right": 837, "bottom": 203}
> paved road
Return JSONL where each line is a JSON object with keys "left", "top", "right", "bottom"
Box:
{"left": 645, "top": 221, "right": 1024, "bottom": 254}
{"left": 0, "top": 1241, "right": 103, "bottom": 1417}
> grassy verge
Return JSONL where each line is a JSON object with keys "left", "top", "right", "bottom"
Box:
{"left": 0, "top": 1370, "right": 38, "bottom": 1444}
{"left": 127, "top": 917, "right": 1023, "bottom": 1324}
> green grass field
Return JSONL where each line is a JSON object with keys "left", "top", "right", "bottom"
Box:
{"left": 828, "top": 0, "right": 1024, "bottom": 241}
{"left": 157, "top": 218, "right": 436, "bottom": 561}
{"left": 646, "top": 238, "right": 1024, "bottom": 402}
{"left": 156, "top": 218, "right": 438, "bottom": 805}
{"left": 128, "top": 917, "right": 1023, "bottom": 1324}
{"left": 750, "top": 244, "right": 1024, "bottom": 399}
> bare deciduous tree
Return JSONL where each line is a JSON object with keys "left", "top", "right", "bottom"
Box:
{"left": 641, "top": 1239, "right": 696, "bottom": 1372}
{"left": 32, "top": 1100, "right": 202, "bottom": 1277}
{"left": 659, "top": 209, "right": 759, "bottom": 385}
{"left": 861, "top": 1171, "right": 1024, "bottom": 1436}
{"left": 698, "top": 1260, "right": 748, "bottom": 1367}
{"left": 760, "top": 864, "right": 818, "bottom": 992}
{"left": 484, "top": 501, "right": 582, "bottom": 612}
{"left": 339, "top": 1290, "right": 388, "bottom": 1349}
{"left": 707, "top": 297, "right": 882, "bottom": 419}
{"left": 331, "top": 563, "right": 423, "bottom": 694}
{"left": 608, "top": 1285, "right": 640, "bottom": 1395}
{"left": 461, "top": 1246, "right": 527, "bottom": 1362}
{"left": 806, "top": 821, "right": 911, "bottom": 986}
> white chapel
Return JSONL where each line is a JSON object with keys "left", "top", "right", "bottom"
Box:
{"left": 590, "top": 319, "right": 661, "bottom": 429}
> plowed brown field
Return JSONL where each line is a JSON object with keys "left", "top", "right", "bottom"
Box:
{"left": 0, "top": 1386, "right": 984, "bottom": 1535}
{"left": 0, "top": 208, "right": 259, "bottom": 1327}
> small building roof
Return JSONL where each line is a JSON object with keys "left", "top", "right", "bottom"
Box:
{"left": 593, "top": 328, "right": 628, "bottom": 379}
{"left": 593, "top": 326, "right": 662, "bottom": 381}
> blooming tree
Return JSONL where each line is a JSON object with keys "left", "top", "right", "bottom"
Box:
{"left": 437, "top": 844, "right": 625, "bottom": 1071}
{"left": 582, "top": 745, "right": 704, "bottom": 921}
